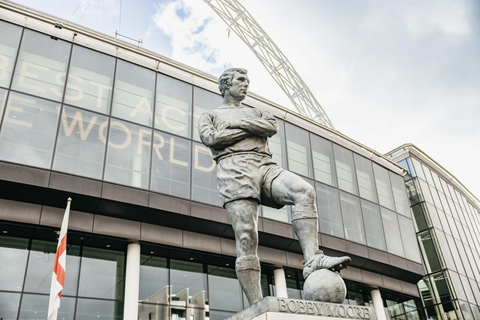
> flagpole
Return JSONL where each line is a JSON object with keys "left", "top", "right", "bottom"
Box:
{"left": 47, "top": 197, "right": 72, "bottom": 320}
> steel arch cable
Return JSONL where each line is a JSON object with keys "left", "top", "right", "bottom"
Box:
{"left": 202, "top": 0, "right": 335, "bottom": 129}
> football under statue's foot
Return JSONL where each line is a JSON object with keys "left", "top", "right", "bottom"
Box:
{"left": 303, "top": 251, "right": 351, "bottom": 279}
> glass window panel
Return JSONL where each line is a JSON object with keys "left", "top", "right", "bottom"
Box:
{"left": 139, "top": 255, "right": 168, "bottom": 301}
{"left": 316, "top": 182, "right": 344, "bottom": 238}
{"left": 262, "top": 206, "right": 289, "bottom": 223}
{"left": 285, "top": 123, "right": 313, "bottom": 178}
{"left": 436, "top": 230, "right": 457, "bottom": 271}
{"left": 418, "top": 230, "right": 442, "bottom": 273}
{"left": 208, "top": 265, "right": 243, "bottom": 312}
{"left": 389, "top": 171, "right": 411, "bottom": 217}
{"left": 339, "top": 191, "right": 365, "bottom": 244}
{"left": 311, "top": 134, "right": 337, "bottom": 187}
{"left": 170, "top": 259, "right": 206, "bottom": 297}
{"left": 438, "top": 191, "right": 452, "bottom": 216}
{"left": 418, "top": 178, "right": 434, "bottom": 205}
{"left": 411, "top": 203, "right": 429, "bottom": 232}
{"left": 431, "top": 271, "right": 453, "bottom": 304}
{"left": 0, "top": 236, "right": 28, "bottom": 291}
{"left": 19, "top": 294, "right": 76, "bottom": 320}
{"left": 24, "top": 240, "right": 80, "bottom": 295}
{"left": 411, "top": 158, "right": 426, "bottom": 180}
{"left": 381, "top": 207, "right": 405, "bottom": 257}
{"left": 104, "top": 119, "right": 151, "bottom": 189}
{"left": 398, "top": 216, "right": 422, "bottom": 262}
{"left": 447, "top": 234, "right": 466, "bottom": 275}
{"left": 426, "top": 202, "right": 443, "bottom": 231}
{"left": 191, "top": 142, "right": 221, "bottom": 206}
{"left": 0, "top": 92, "right": 60, "bottom": 168}
{"left": 76, "top": 298, "right": 123, "bottom": 320}
{"left": 210, "top": 310, "right": 235, "bottom": 320}
{"left": 0, "top": 21, "right": 22, "bottom": 88}
{"left": 53, "top": 106, "right": 108, "bottom": 179}
{"left": 151, "top": 131, "right": 191, "bottom": 198}
{"left": 354, "top": 154, "right": 378, "bottom": 202}
{"left": 155, "top": 73, "right": 192, "bottom": 138}
{"left": 64, "top": 45, "right": 115, "bottom": 114}
{"left": 455, "top": 240, "right": 474, "bottom": 279}
{"left": 399, "top": 157, "right": 416, "bottom": 178}
{"left": 449, "top": 271, "right": 467, "bottom": 301}
{"left": 361, "top": 200, "right": 387, "bottom": 251}
{"left": 269, "top": 118, "right": 286, "bottom": 168}
{"left": 447, "top": 214, "right": 460, "bottom": 240}
{"left": 333, "top": 145, "right": 358, "bottom": 195}
{"left": 78, "top": 247, "right": 125, "bottom": 299}
{"left": 12, "top": 29, "right": 71, "bottom": 101}
{"left": 0, "top": 291, "right": 21, "bottom": 320}
{"left": 373, "top": 164, "right": 395, "bottom": 210}
{"left": 112, "top": 60, "right": 155, "bottom": 126}
{"left": 460, "top": 274, "right": 476, "bottom": 303}
{"left": 193, "top": 87, "right": 222, "bottom": 141}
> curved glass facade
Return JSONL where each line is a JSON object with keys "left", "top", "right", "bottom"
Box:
{"left": 397, "top": 153, "right": 480, "bottom": 320}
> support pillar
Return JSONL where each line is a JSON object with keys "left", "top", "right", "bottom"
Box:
{"left": 274, "top": 268, "right": 288, "bottom": 298}
{"left": 124, "top": 243, "right": 141, "bottom": 320}
{"left": 371, "top": 289, "right": 387, "bottom": 320}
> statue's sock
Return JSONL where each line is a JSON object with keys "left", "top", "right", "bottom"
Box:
{"left": 236, "top": 255, "right": 263, "bottom": 305}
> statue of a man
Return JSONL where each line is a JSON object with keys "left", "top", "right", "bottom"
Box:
{"left": 198, "top": 68, "right": 350, "bottom": 305}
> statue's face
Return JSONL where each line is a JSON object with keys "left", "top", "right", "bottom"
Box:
{"left": 228, "top": 72, "right": 250, "bottom": 101}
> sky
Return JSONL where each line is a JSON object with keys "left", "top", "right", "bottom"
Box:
{"left": 9, "top": 0, "right": 480, "bottom": 200}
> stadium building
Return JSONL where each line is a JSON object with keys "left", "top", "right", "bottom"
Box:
{"left": 386, "top": 145, "right": 480, "bottom": 320}
{"left": 1, "top": 1, "right": 477, "bottom": 320}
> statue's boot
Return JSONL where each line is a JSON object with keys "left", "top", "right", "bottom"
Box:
{"left": 236, "top": 255, "right": 263, "bottom": 305}
{"left": 303, "top": 250, "right": 351, "bottom": 279}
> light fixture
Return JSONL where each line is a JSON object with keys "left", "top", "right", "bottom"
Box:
{"left": 106, "top": 244, "right": 111, "bottom": 248}
{"left": 2, "top": 231, "right": 7, "bottom": 234}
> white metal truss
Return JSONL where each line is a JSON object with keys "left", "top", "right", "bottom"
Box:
{"left": 203, "top": 0, "right": 335, "bottom": 129}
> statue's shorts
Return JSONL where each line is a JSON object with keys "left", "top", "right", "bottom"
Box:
{"left": 216, "top": 152, "right": 285, "bottom": 209}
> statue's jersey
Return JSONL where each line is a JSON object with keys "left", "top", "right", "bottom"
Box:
{"left": 198, "top": 106, "right": 277, "bottom": 162}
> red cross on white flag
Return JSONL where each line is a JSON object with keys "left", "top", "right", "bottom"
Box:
{"left": 47, "top": 198, "right": 72, "bottom": 320}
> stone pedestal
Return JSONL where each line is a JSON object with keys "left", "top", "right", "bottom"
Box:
{"left": 226, "top": 297, "right": 376, "bottom": 320}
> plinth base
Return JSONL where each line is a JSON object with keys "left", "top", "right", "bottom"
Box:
{"left": 226, "top": 297, "right": 376, "bottom": 320}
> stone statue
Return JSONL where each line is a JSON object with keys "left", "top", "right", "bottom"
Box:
{"left": 198, "top": 68, "right": 351, "bottom": 305}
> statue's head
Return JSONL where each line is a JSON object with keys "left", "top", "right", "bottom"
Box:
{"left": 218, "top": 68, "right": 248, "bottom": 97}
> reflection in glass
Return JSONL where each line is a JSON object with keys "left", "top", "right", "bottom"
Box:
{"left": 268, "top": 118, "right": 286, "bottom": 168}
{"left": 12, "top": 30, "right": 71, "bottom": 101}
{"left": 448, "top": 271, "right": 467, "bottom": 301}
{"left": 435, "top": 231, "right": 456, "bottom": 271}
{"left": 0, "top": 236, "right": 28, "bottom": 291}
{"left": 373, "top": 164, "right": 395, "bottom": 210}
{"left": 139, "top": 255, "right": 168, "bottom": 301}
{"left": 170, "top": 260, "right": 206, "bottom": 297}
{"left": 262, "top": 206, "right": 289, "bottom": 223}
{"left": 0, "top": 88, "right": 7, "bottom": 118}
{"left": 112, "top": 60, "right": 155, "bottom": 126}
{"left": 286, "top": 123, "right": 313, "bottom": 178}
{"left": 333, "top": 145, "right": 358, "bottom": 195}
{"left": 381, "top": 207, "right": 405, "bottom": 257}
{"left": 316, "top": 182, "right": 344, "bottom": 238}
{"left": 354, "top": 154, "right": 377, "bottom": 202}
{"left": 0, "top": 291, "right": 21, "bottom": 320}
{"left": 0, "top": 92, "right": 60, "bottom": 168}
{"left": 104, "top": 119, "right": 151, "bottom": 189}
{"left": 339, "top": 192, "right": 365, "bottom": 244}
{"left": 418, "top": 230, "right": 442, "bottom": 273}
{"left": 191, "top": 142, "right": 221, "bottom": 206}
{"left": 389, "top": 172, "right": 411, "bottom": 217}
{"left": 193, "top": 87, "right": 222, "bottom": 141}
{"left": 398, "top": 216, "right": 421, "bottom": 262}
{"left": 0, "top": 21, "right": 22, "bottom": 88}
{"left": 76, "top": 298, "right": 123, "bottom": 320}
{"left": 151, "top": 131, "right": 191, "bottom": 198}
{"left": 210, "top": 310, "right": 235, "bottom": 320}
{"left": 361, "top": 200, "right": 386, "bottom": 250}
{"left": 64, "top": 45, "right": 115, "bottom": 114}
{"left": 78, "top": 247, "right": 125, "bottom": 299}
{"left": 311, "top": 134, "right": 336, "bottom": 187}
{"left": 53, "top": 106, "right": 108, "bottom": 179}
{"left": 208, "top": 266, "right": 243, "bottom": 312}
{"left": 19, "top": 294, "right": 76, "bottom": 320}
{"left": 155, "top": 73, "right": 192, "bottom": 138}
{"left": 24, "top": 240, "right": 80, "bottom": 295}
